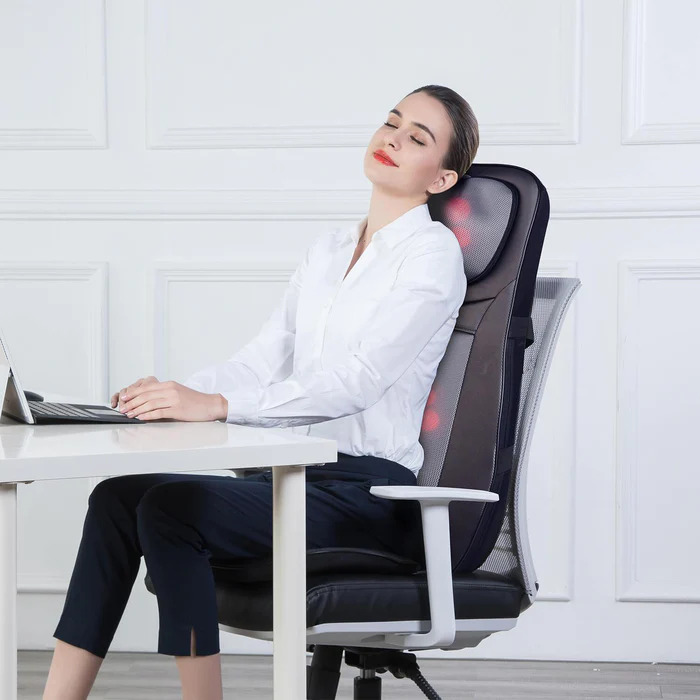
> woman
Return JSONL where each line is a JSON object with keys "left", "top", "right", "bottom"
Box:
{"left": 42, "top": 84, "right": 478, "bottom": 700}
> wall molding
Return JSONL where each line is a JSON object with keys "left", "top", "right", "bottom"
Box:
{"left": 0, "top": 263, "right": 108, "bottom": 597}
{"left": 0, "top": 184, "right": 699, "bottom": 220}
{"left": 622, "top": 0, "right": 700, "bottom": 144}
{"left": 549, "top": 185, "right": 700, "bottom": 218}
{"left": 145, "top": 1, "right": 582, "bottom": 148}
{"left": 153, "top": 265, "right": 294, "bottom": 380}
{"left": 0, "top": 0, "right": 107, "bottom": 150}
{"left": 18, "top": 574, "right": 69, "bottom": 595}
{"left": 616, "top": 260, "right": 700, "bottom": 602}
{"left": 0, "top": 263, "right": 108, "bottom": 403}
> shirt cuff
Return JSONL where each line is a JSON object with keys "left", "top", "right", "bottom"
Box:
{"left": 218, "top": 388, "right": 262, "bottom": 425}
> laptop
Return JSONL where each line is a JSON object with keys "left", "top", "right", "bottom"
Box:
{"left": 0, "top": 327, "right": 142, "bottom": 425}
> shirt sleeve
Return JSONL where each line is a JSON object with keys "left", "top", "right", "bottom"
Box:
{"left": 181, "top": 233, "right": 323, "bottom": 405}
{"left": 219, "top": 235, "right": 467, "bottom": 428}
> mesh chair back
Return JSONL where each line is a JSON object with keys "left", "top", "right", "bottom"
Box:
{"left": 477, "top": 276, "right": 581, "bottom": 605}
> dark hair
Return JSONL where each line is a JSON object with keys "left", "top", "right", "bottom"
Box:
{"left": 405, "top": 84, "right": 480, "bottom": 194}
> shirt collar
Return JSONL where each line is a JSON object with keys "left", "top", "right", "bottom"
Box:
{"left": 343, "top": 203, "right": 434, "bottom": 249}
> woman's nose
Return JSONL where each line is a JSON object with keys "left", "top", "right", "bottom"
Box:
{"left": 384, "top": 137, "right": 399, "bottom": 151}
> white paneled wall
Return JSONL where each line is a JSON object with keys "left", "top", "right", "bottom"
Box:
{"left": 616, "top": 262, "right": 700, "bottom": 603}
{"left": 1, "top": 0, "right": 699, "bottom": 663}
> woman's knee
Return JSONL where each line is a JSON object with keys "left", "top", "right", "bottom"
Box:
{"left": 88, "top": 474, "right": 136, "bottom": 509}
{"left": 135, "top": 481, "right": 201, "bottom": 528}
{"left": 88, "top": 473, "right": 167, "bottom": 516}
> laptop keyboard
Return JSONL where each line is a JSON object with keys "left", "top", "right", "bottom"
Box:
{"left": 28, "top": 401, "right": 105, "bottom": 419}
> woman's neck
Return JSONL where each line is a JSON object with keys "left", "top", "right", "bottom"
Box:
{"left": 364, "top": 191, "right": 427, "bottom": 243}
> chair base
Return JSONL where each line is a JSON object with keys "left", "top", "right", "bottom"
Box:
{"left": 306, "top": 645, "right": 443, "bottom": 700}
{"left": 306, "top": 645, "right": 342, "bottom": 699}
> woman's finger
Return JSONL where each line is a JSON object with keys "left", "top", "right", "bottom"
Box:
{"left": 121, "top": 388, "right": 167, "bottom": 413}
{"left": 112, "top": 387, "right": 129, "bottom": 408}
{"left": 112, "top": 376, "right": 160, "bottom": 408}
{"left": 129, "top": 398, "right": 169, "bottom": 420}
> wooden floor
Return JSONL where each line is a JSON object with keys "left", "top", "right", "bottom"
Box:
{"left": 18, "top": 650, "right": 700, "bottom": 699}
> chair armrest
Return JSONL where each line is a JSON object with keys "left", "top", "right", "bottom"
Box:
{"left": 369, "top": 485, "right": 498, "bottom": 503}
{"left": 368, "top": 484, "right": 499, "bottom": 649}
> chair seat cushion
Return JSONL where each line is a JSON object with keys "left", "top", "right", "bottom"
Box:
{"left": 143, "top": 549, "right": 525, "bottom": 631}
{"left": 213, "top": 570, "right": 525, "bottom": 632}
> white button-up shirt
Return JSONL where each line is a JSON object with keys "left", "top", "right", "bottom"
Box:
{"left": 182, "top": 202, "right": 467, "bottom": 477}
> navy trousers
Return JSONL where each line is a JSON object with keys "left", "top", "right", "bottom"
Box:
{"left": 52, "top": 452, "right": 423, "bottom": 658}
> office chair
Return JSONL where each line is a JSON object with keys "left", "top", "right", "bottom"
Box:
{"left": 145, "top": 164, "right": 582, "bottom": 698}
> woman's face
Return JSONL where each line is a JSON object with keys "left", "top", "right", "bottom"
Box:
{"left": 364, "top": 91, "right": 458, "bottom": 200}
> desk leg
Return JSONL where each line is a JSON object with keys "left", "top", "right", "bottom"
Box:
{"left": 272, "top": 464, "right": 306, "bottom": 700}
{"left": 0, "top": 484, "right": 17, "bottom": 700}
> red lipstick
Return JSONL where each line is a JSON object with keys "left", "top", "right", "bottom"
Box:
{"left": 373, "top": 150, "right": 397, "bottom": 166}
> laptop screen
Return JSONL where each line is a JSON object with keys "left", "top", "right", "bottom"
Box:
{"left": 0, "top": 327, "right": 35, "bottom": 424}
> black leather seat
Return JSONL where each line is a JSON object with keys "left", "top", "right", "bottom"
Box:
{"left": 214, "top": 570, "right": 525, "bottom": 632}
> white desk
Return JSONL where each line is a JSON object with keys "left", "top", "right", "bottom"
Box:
{"left": 0, "top": 411, "right": 336, "bottom": 700}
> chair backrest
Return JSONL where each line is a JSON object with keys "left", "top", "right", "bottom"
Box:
{"left": 420, "top": 164, "right": 550, "bottom": 574}
{"left": 477, "top": 275, "right": 581, "bottom": 608}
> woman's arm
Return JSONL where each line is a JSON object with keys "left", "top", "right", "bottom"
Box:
{"left": 218, "top": 235, "right": 467, "bottom": 427}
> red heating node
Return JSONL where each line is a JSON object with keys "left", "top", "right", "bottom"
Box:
{"left": 421, "top": 388, "right": 441, "bottom": 432}
{"left": 421, "top": 408, "right": 440, "bottom": 432}
{"left": 445, "top": 197, "right": 472, "bottom": 248}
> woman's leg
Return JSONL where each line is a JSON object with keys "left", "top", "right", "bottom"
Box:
{"left": 133, "top": 475, "right": 281, "bottom": 658}
{"left": 44, "top": 472, "right": 231, "bottom": 700}
{"left": 133, "top": 458, "right": 420, "bottom": 659}
{"left": 42, "top": 640, "right": 102, "bottom": 700}
{"left": 175, "top": 635, "right": 223, "bottom": 700}
{"left": 44, "top": 456, "right": 420, "bottom": 698}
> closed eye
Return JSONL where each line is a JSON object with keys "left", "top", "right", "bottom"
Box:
{"left": 383, "top": 122, "right": 425, "bottom": 146}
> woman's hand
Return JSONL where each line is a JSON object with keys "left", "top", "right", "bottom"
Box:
{"left": 111, "top": 376, "right": 159, "bottom": 411}
{"left": 111, "top": 378, "right": 228, "bottom": 422}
